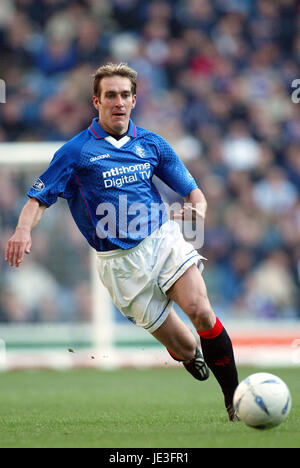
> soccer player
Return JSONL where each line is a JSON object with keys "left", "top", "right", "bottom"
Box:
{"left": 5, "top": 63, "right": 239, "bottom": 420}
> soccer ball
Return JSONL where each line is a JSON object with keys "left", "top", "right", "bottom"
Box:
{"left": 233, "top": 372, "right": 291, "bottom": 429}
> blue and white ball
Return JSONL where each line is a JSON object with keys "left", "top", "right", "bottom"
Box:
{"left": 233, "top": 373, "right": 291, "bottom": 429}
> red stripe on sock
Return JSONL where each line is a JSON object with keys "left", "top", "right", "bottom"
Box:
{"left": 197, "top": 317, "right": 223, "bottom": 340}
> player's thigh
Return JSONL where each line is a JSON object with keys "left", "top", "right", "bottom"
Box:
{"left": 151, "top": 308, "right": 197, "bottom": 360}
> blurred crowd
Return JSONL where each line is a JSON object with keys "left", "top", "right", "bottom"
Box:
{"left": 0, "top": 0, "right": 300, "bottom": 322}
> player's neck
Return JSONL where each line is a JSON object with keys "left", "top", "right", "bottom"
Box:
{"left": 98, "top": 119, "right": 129, "bottom": 140}
{"left": 107, "top": 131, "right": 128, "bottom": 141}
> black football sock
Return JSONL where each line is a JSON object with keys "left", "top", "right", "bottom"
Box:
{"left": 198, "top": 318, "right": 239, "bottom": 407}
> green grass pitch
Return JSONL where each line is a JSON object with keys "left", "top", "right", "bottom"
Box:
{"left": 0, "top": 367, "right": 299, "bottom": 448}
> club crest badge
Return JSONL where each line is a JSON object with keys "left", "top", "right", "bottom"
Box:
{"left": 135, "top": 145, "right": 146, "bottom": 158}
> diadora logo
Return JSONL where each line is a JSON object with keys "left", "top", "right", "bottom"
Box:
{"left": 90, "top": 154, "right": 110, "bottom": 162}
{"left": 135, "top": 145, "right": 146, "bottom": 158}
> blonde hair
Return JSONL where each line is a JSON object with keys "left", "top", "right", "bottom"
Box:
{"left": 93, "top": 62, "right": 138, "bottom": 97}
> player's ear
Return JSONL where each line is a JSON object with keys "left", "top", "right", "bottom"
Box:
{"left": 93, "top": 95, "right": 100, "bottom": 110}
{"left": 132, "top": 95, "right": 137, "bottom": 110}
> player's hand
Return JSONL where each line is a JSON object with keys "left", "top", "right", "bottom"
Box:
{"left": 5, "top": 228, "right": 32, "bottom": 268}
{"left": 171, "top": 204, "right": 205, "bottom": 221}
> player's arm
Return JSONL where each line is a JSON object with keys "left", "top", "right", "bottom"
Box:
{"left": 5, "top": 197, "right": 47, "bottom": 267}
{"left": 184, "top": 187, "right": 207, "bottom": 219}
{"left": 172, "top": 188, "right": 207, "bottom": 221}
{"left": 5, "top": 140, "right": 77, "bottom": 268}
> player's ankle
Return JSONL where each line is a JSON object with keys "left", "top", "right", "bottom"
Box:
{"left": 167, "top": 347, "right": 196, "bottom": 362}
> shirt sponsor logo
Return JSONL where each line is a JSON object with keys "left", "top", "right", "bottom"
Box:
{"left": 90, "top": 154, "right": 110, "bottom": 162}
{"left": 102, "top": 163, "right": 151, "bottom": 188}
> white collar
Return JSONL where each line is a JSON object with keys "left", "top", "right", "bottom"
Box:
{"left": 104, "top": 135, "right": 131, "bottom": 149}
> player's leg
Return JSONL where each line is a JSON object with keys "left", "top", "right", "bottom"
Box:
{"left": 151, "top": 307, "right": 196, "bottom": 361}
{"left": 151, "top": 307, "right": 209, "bottom": 381}
{"left": 166, "top": 264, "right": 239, "bottom": 420}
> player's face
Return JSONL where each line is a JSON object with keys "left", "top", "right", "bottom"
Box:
{"left": 93, "top": 76, "right": 136, "bottom": 135}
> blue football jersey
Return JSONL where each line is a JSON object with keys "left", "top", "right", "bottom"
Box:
{"left": 27, "top": 118, "right": 198, "bottom": 251}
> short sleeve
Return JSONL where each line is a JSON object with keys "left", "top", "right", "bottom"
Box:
{"left": 27, "top": 145, "right": 74, "bottom": 207}
{"left": 153, "top": 136, "right": 198, "bottom": 197}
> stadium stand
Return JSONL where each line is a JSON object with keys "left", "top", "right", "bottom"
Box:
{"left": 0, "top": 0, "right": 299, "bottom": 325}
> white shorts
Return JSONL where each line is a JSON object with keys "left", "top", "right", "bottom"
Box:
{"left": 96, "top": 220, "right": 205, "bottom": 333}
